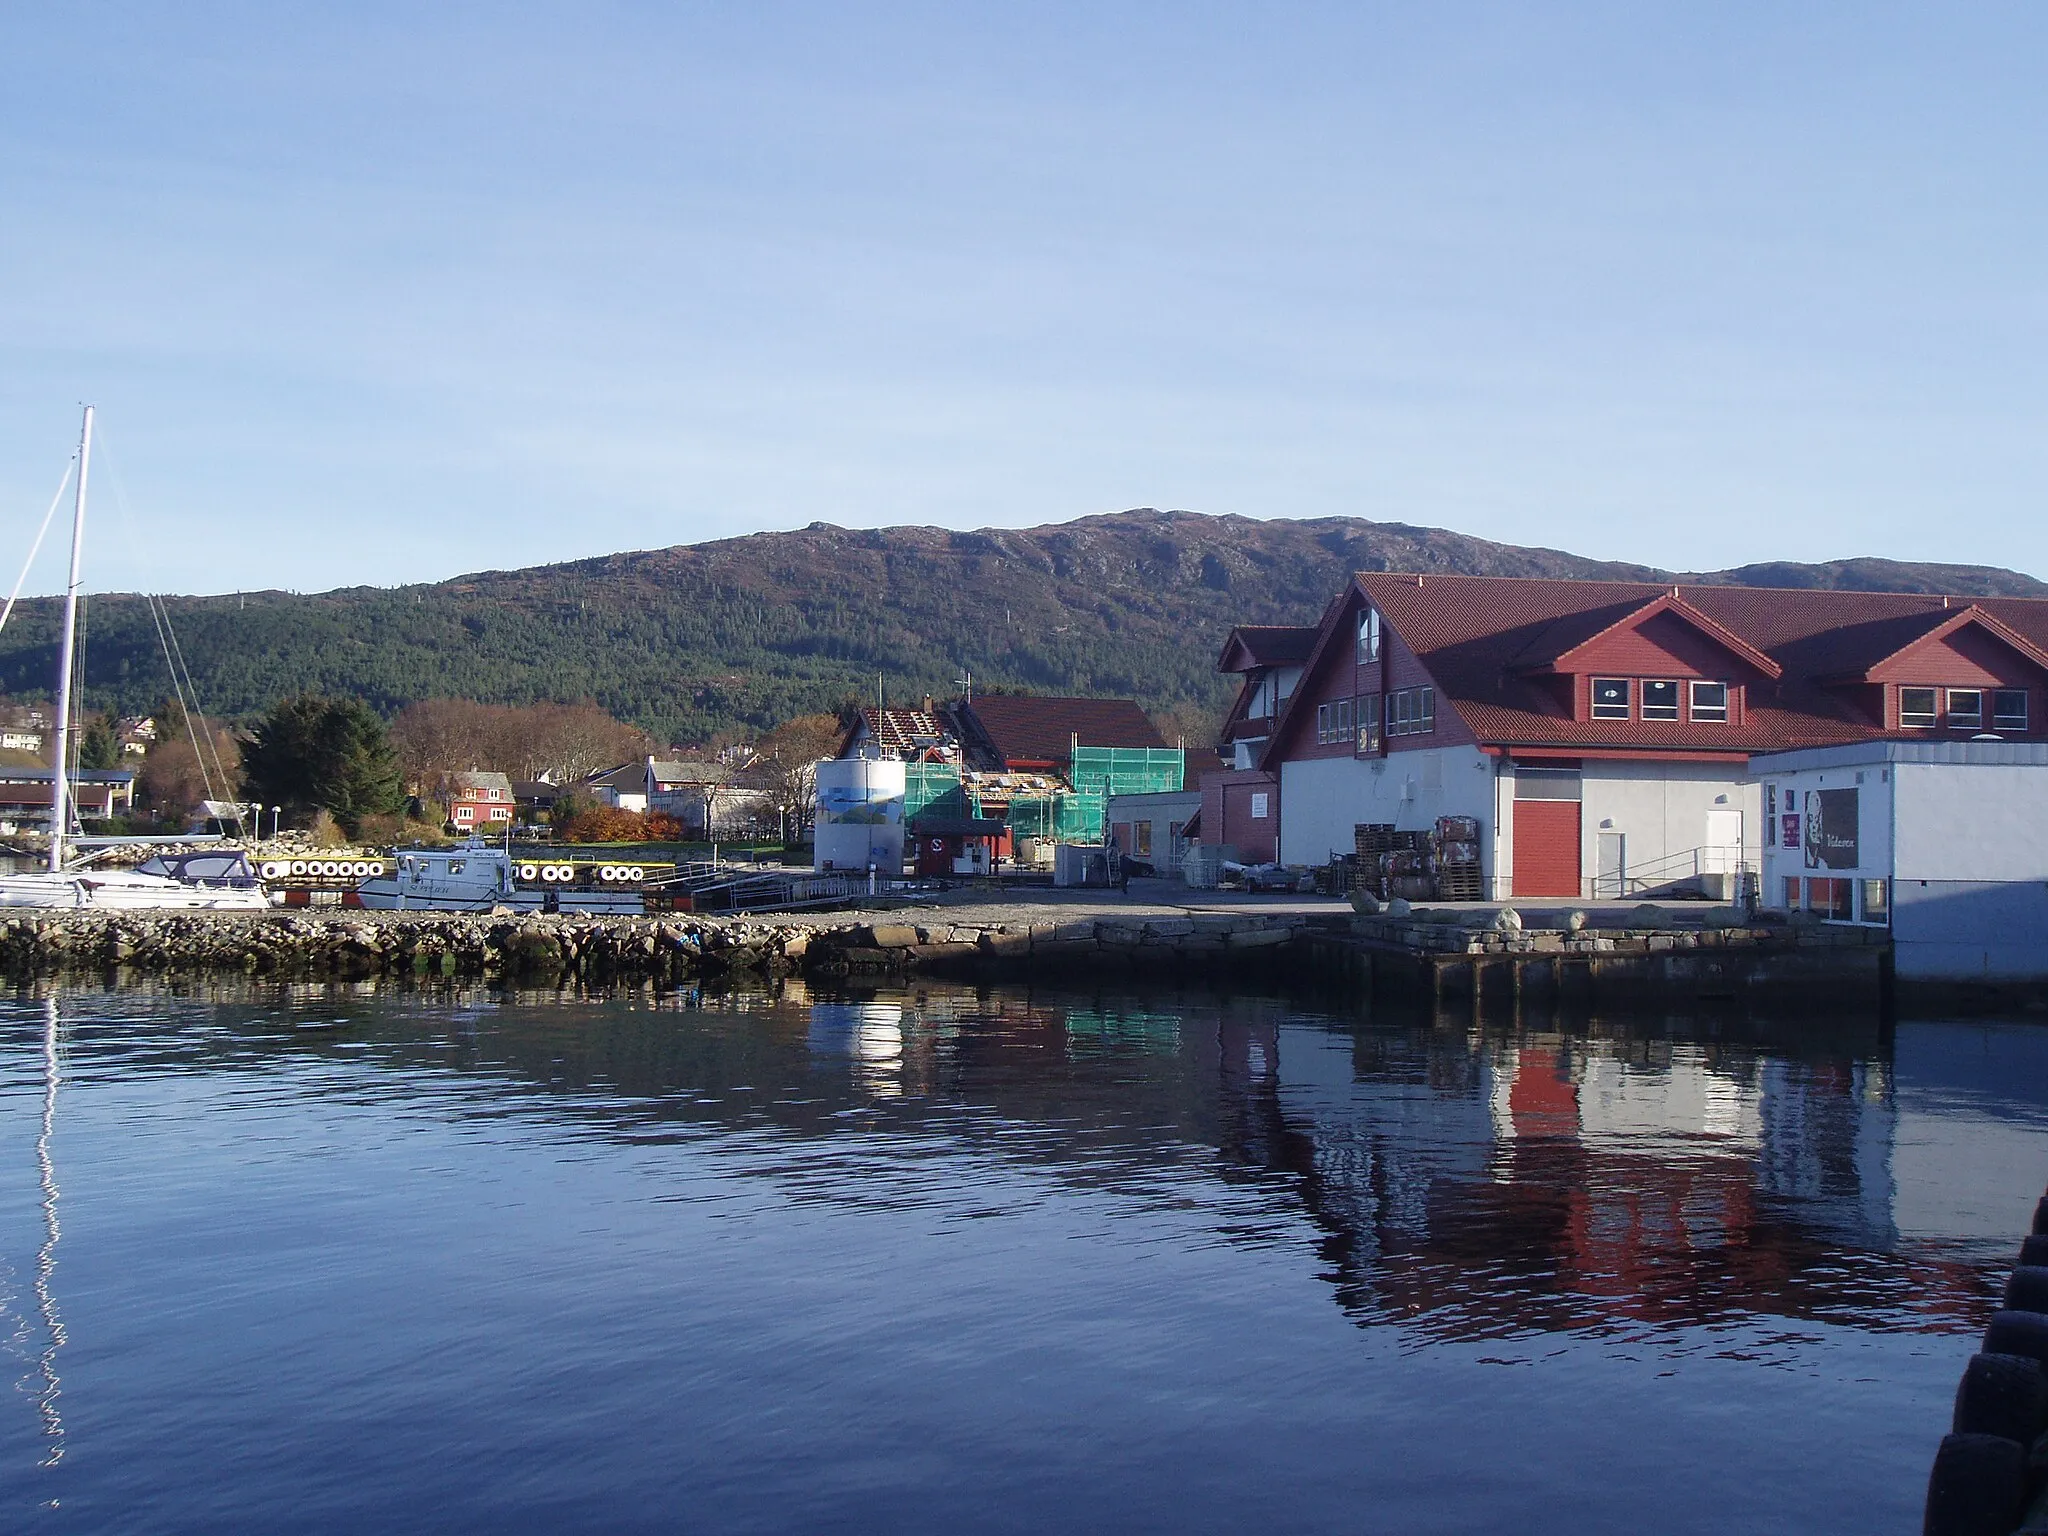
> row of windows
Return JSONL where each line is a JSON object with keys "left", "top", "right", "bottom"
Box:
{"left": 1315, "top": 696, "right": 1358, "bottom": 744}
{"left": 1387, "top": 686, "right": 1435, "bottom": 736}
{"left": 1314, "top": 686, "right": 1437, "bottom": 745}
{"left": 1899, "top": 687, "right": 2026, "bottom": 732}
{"left": 1785, "top": 876, "right": 1888, "bottom": 924}
{"left": 1591, "top": 677, "right": 1729, "bottom": 723}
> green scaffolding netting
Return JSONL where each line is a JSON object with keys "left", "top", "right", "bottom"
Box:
{"left": 1068, "top": 746, "right": 1187, "bottom": 801}
{"left": 904, "top": 746, "right": 1184, "bottom": 846}
{"left": 902, "top": 764, "right": 968, "bottom": 822}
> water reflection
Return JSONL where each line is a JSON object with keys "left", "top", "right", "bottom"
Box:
{"left": 31, "top": 1000, "right": 63, "bottom": 1467}
{"left": 7, "top": 977, "right": 2030, "bottom": 1355}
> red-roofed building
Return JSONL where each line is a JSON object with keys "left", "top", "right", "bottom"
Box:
{"left": 953, "top": 694, "right": 1167, "bottom": 775}
{"left": 1216, "top": 573, "right": 2048, "bottom": 899}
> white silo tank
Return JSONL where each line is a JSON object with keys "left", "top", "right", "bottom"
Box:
{"left": 813, "top": 757, "right": 907, "bottom": 874}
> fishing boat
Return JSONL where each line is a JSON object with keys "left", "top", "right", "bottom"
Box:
{"left": 0, "top": 408, "right": 270, "bottom": 910}
{"left": 354, "top": 839, "right": 644, "bottom": 914}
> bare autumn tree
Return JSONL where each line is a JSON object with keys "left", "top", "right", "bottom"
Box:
{"left": 391, "top": 699, "right": 500, "bottom": 788}
{"left": 391, "top": 700, "right": 651, "bottom": 788}
{"left": 755, "top": 714, "right": 843, "bottom": 840}
{"left": 139, "top": 727, "right": 243, "bottom": 821}
{"left": 507, "top": 702, "right": 651, "bottom": 783}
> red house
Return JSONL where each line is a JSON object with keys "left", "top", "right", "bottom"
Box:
{"left": 444, "top": 771, "right": 515, "bottom": 829}
{"left": 1207, "top": 574, "right": 2048, "bottom": 899}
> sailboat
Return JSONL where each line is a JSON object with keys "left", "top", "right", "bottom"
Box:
{"left": 0, "top": 407, "right": 270, "bottom": 910}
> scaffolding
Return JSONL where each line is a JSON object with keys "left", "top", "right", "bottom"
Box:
{"left": 1068, "top": 746, "right": 1186, "bottom": 800}
{"left": 903, "top": 744, "right": 1185, "bottom": 847}
{"left": 902, "top": 763, "right": 969, "bottom": 823}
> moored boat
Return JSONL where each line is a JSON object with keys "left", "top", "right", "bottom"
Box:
{"left": 354, "top": 840, "right": 644, "bottom": 914}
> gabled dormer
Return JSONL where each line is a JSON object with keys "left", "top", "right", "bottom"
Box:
{"left": 1216, "top": 625, "right": 1316, "bottom": 767}
{"left": 1822, "top": 605, "right": 2048, "bottom": 736}
{"left": 1510, "top": 591, "right": 1782, "bottom": 728}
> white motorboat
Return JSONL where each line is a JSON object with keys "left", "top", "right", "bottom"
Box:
{"left": 0, "top": 407, "right": 270, "bottom": 911}
{"left": 355, "top": 840, "right": 644, "bottom": 914}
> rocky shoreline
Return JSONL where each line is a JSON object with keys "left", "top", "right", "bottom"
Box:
{"left": 0, "top": 907, "right": 1321, "bottom": 986}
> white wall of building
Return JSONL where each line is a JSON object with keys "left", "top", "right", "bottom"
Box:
{"left": 1578, "top": 763, "right": 1764, "bottom": 895}
{"left": 1893, "top": 762, "right": 2048, "bottom": 881}
{"left": 1279, "top": 747, "right": 1493, "bottom": 868}
{"left": 1753, "top": 742, "right": 2048, "bottom": 979}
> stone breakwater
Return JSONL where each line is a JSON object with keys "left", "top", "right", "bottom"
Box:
{"left": 0, "top": 908, "right": 1319, "bottom": 985}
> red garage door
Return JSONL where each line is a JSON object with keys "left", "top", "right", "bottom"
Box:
{"left": 1513, "top": 800, "right": 1582, "bottom": 898}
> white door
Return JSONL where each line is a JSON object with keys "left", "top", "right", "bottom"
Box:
{"left": 1702, "top": 809, "right": 1743, "bottom": 874}
{"left": 1594, "top": 832, "right": 1626, "bottom": 897}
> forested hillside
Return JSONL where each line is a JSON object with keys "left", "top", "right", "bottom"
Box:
{"left": 3, "top": 508, "right": 2039, "bottom": 744}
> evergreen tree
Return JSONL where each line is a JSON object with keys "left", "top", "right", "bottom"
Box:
{"left": 241, "top": 695, "right": 404, "bottom": 837}
{"left": 77, "top": 715, "right": 120, "bottom": 770}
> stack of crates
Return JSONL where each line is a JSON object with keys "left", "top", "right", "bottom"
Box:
{"left": 1431, "top": 815, "right": 1484, "bottom": 901}
{"left": 1353, "top": 824, "right": 1395, "bottom": 898}
{"left": 1383, "top": 830, "right": 1433, "bottom": 902}
{"left": 1354, "top": 824, "right": 1439, "bottom": 900}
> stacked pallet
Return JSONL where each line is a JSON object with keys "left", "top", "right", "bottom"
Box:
{"left": 1352, "top": 825, "right": 1395, "bottom": 899}
{"left": 1432, "top": 816, "right": 1484, "bottom": 901}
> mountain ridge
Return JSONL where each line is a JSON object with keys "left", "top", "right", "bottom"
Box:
{"left": 5, "top": 508, "right": 2040, "bottom": 743}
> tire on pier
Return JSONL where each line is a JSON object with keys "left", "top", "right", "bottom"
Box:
{"left": 1923, "top": 1432, "right": 2026, "bottom": 1536}
{"left": 1952, "top": 1351, "right": 2048, "bottom": 1444}
{"left": 2003, "top": 1266, "right": 2048, "bottom": 1315}
{"left": 1981, "top": 1310, "right": 2048, "bottom": 1369}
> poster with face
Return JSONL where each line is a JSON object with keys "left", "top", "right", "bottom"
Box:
{"left": 1781, "top": 812, "right": 1800, "bottom": 850}
{"left": 1802, "top": 787, "right": 1859, "bottom": 870}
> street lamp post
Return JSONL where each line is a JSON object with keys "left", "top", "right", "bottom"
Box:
{"left": 269, "top": 805, "right": 282, "bottom": 841}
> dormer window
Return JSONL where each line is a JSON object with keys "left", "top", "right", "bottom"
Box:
{"left": 1641, "top": 680, "right": 1680, "bottom": 720}
{"left": 1899, "top": 688, "right": 1937, "bottom": 728}
{"left": 1591, "top": 679, "right": 1631, "bottom": 719}
{"left": 1689, "top": 681, "right": 1728, "bottom": 722}
{"left": 1946, "top": 689, "right": 1983, "bottom": 730}
{"left": 1994, "top": 689, "right": 2029, "bottom": 731}
{"left": 1357, "top": 608, "right": 1381, "bottom": 663}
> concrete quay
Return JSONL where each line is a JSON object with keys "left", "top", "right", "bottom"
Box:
{"left": 0, "top": 899, "right": 1321, "bottom": 988}
{"left": 0, "top": 886, "right": 1892, "bottom": 1017}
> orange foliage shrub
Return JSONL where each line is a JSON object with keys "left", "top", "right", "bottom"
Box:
{"left": 556, "top": 807, "right": 683, "bottom": 844}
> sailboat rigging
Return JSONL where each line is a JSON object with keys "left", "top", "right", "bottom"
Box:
{"left": 0, "top": 407, "right": 269, "bottom": 909}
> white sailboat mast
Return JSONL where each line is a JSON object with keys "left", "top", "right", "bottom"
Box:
{"left": 47, "top": 406, "right": 91, "bottom": 874}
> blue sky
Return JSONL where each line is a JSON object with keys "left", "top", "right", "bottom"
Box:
{"left": 2, "top": 3, "right": 2043, "bottom": 595}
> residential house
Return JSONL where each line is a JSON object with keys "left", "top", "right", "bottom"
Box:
{"left": 837, "top": 707, "right": 954, "bottom": 763}
{"left": 582, "top": 762, "right": 650, "bottom": 814}
{"left": 118, "top": 717, "right": 157, "bottom": 757}
{"left": 1219, "top": 573, "right": 2048, "bottom": 900}
{"left": 583, "top": 756, "right": 770, "bottom": 835}
{"left": 1198, "top": 623, "right": 1319, "bottom": 863}
{"left": 443, "top": 770, "right": 515, "bottom": 830}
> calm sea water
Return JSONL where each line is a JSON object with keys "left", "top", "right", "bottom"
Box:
{"left": 0, "top": 980, "right": 2043, "bottom": 1534}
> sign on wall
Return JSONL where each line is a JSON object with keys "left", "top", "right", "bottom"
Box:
{"left": 1802, "top": 788, "right": 1859, "bottom": 870}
